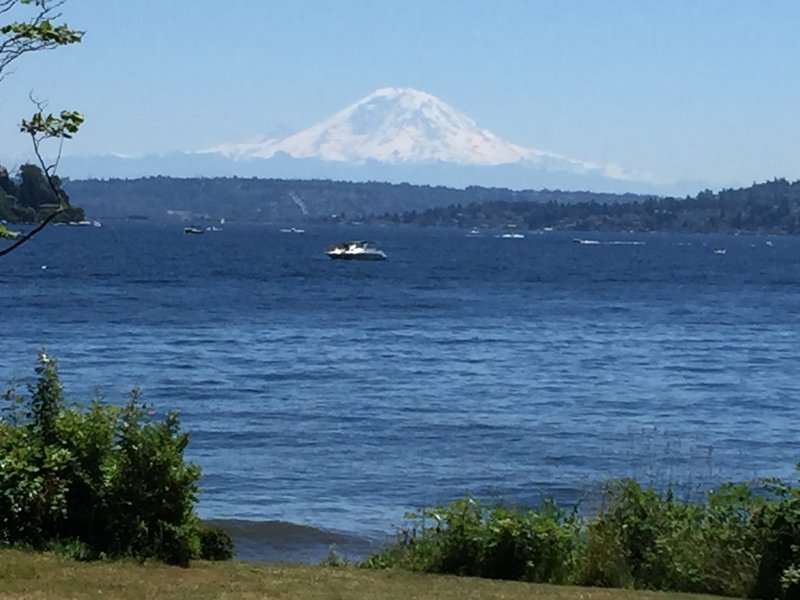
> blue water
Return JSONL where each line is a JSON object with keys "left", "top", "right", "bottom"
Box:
{"left": 2, "top": 222, "right": 799, "bottom": 561}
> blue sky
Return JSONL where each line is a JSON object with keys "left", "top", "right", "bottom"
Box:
{"left": 1, "top": 0, "right": 799, "bottom": 190}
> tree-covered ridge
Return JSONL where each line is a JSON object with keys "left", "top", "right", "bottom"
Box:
{"left": 20, "top": 171, "right": 650, "bottom": 227}
{"left": 0, "top": 163, "right": 84, "bottom": 224}
{"left": 371, "top": 178, "right": 800, "bottom": 234}
{"left": 65, "top": 175, "right": 800, "bottom": 235}
{"left": 63, "top": 176, "right": 654, "bottom": 223}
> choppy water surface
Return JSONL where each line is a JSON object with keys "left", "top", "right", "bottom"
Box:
{"left": 2, "top": 223, "right": 799, "bottom": 561}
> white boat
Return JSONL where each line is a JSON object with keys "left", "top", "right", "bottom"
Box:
{"left": 183, "top": 226, "right": 204, "bottom": 235}
{"left": 280, "top": 227, "right": 305, "bottom": 234}
{"left": 498, "top": 233, "right": 525, "bottom": 239}
{"left": 326, "top": 240, "right": 387, "bottom": 261}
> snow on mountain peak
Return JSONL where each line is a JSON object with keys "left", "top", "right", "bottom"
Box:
{"left": 207, "top": 88, "right": 627, "bottom": 178}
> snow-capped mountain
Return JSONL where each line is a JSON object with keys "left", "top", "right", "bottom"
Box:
{"left": 205, "top": 87, "right": 625, "bottom": 179}
{"left": 60, "top": 87, "right": 675, "bottom": 193}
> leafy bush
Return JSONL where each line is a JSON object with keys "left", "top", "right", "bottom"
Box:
{"left": 363, "top": 497, "right": 581, "bottom": 584}
{"left": 751, "top": 478, "right": 800, "bottom": 600}
{"left": 0, "top": 353, "right": 219, "bottom": 566}
{"left": 198, "top": 525, "right": 234, "bottom": 561}
{"left": 582, "top": 479, "right": 764, "bottom": 597}
{"left": 366, "top": 471, "right": 800, "bottom": 599}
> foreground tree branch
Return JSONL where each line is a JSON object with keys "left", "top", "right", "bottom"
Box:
{"left": 0, "top": 203, "right": 61, "bottom": 257}
{"left": 0, "top": 103, "right": 85, "bottom": 258}
{"left": 0, "top": 0, "right": 82, "bottom": 82}
{"left": 0, "top": 0, "right": 83, "bottom": 259}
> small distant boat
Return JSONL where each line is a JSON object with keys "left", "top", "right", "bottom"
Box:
{"left": 183, "top": 226, "right": 204, "bottom": 235}
{"left": 280, "top": 227, "right": 305, "bottom": 234}
{"left": 326, "top": 240, "right": 387, "bottom": 261}
{"left": 499, "top": 233, "right": 525, "bottom": 239}
{"left": 572, "top": 238, "right": 644, "bottom": 246}
{"left": 713, "top": 248, "right": 727, "bottom": 255}
{"left": 466, "top": 228, "right": 481, "bottom": 237}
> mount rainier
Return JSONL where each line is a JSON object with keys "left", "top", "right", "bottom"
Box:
{"left": 207, "top": 87, "right": 627, "bottom": 179}
{"left": 61, "top": 88, "right": 666, "bottom": 192}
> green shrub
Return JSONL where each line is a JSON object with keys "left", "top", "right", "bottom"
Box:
{"left": 367, "top": 473, "right": 800, "bottom": 599}
{"left": 481, "top": 501, "right": 580, "bottom": 583}
{"left": 696, "top": 482, "right": 763, "bottom": 597}
{"left": 583, "top": 479, "right": 766, "bottom": 597}
{"left": 781, "top": 564, "right": 800, "bottom": 600}
{"left": 198, "top": 525, "right": 234, "bottom": 561}
{"left": 0, "top": 353, "right": 205, "bottom": 566}
{"left": 364, "top": 497, "right": 581, "bottom": 584}
{"left": 581, "top": 515, "right": 633, "bottom": 589}
{"left": 751, "top": 476, "right": 800, "bottom": 600}
{"left": 583, "top": 480, "right": 699, "bottom": 591}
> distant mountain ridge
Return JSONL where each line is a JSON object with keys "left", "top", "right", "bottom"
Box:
{"left": 55, "top": 87, "right": 689, "bottom": 194}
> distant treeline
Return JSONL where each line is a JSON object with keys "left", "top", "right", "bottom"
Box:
{"left": 59, "top": 175, "right": 800, "bottom": 235}
{"left": 365, "top": 178, "right": 800, "bottom": 235}
{"left": 62, "top": 176, "right": 651, "bottom": 223}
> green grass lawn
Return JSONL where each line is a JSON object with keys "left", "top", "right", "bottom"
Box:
{"left": 0, "top": 549, "right": 737, "bottom": 600}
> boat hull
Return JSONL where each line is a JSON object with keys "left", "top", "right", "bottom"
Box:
{"left": 326, "top": 240, "right": 388, "bottom": 260}
{"left": 327, "top": 252, "right": 386, "bottom": 260}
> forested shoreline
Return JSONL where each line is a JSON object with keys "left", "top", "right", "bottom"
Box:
{"left": 0, "top": 164, "right": 84, "bottom": 224}
{"left": 59, "top": 175, "right": 800, "bottom": 235}
{"left": 363, "top": 178, "right": 800, "bottom": 234}
{"left": 4, "top": 168, "right": 800, "bottom": 236}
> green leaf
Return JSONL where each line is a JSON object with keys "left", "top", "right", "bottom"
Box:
{"left": 0, "top": 224, "right": 22, "bottom": 240}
